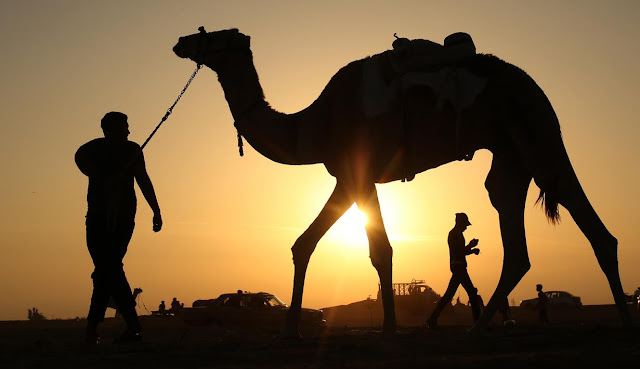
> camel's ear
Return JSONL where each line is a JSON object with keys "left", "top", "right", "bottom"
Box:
{"left": 240, "top": 34, "right": 251, "bottom": 47}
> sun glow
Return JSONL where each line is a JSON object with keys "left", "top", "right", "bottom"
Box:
{"left": 326, "top": 204, "right": 369, "bottom": 246}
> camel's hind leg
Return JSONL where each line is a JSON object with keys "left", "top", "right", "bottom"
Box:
{"left": 470, "top": 151, "right": 533, "bottom": 332}
{"left": 355, "top": 183, "right": 396, "bottom": 335}
{"left": 282, "top": 181, "right": 353, "bottom": 338}
{"left": 496, "top": 78, "right": 630, "bottom": 327}
{"left": 508, "top": 117, "right": 630, "bottom": 326}
{"left": 554, "top": 169, "right": 632, "bottom": 327}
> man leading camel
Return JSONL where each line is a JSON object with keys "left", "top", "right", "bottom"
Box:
{"left": 76, "top": 111, "right": 162, "bottom": 343}
{"left": 426, "top": 212, "right": 482, "bottom": 328}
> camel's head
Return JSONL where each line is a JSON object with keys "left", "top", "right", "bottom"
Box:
{"left": 173, "top": 28, "right": 250, "bottom": 70}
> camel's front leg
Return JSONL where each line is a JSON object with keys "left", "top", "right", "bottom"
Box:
{"left": 470, "top": 152, "right": 532, "bottom": 332}
{"left": 355, "top": 183, "right": 396, "bottom": 335}
{"left": 282, "top": 181, "right": 353, "bottom": 338}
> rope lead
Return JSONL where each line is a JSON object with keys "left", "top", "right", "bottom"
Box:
{"left": 237, "top": 131, "right": 244, "bottom": 157}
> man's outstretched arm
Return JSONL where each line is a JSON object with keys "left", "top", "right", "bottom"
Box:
{"left": 134, "top": 158, "right": 162, "bottom": 232}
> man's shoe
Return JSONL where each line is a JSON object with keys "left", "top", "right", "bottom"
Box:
{"left": 114, "top": 330, "right": 142, "bottom": 344}
{"left": 84, "top": 333, "right": 101, "bottom": 345}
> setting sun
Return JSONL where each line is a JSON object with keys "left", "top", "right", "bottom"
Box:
{"left": 326, "top": 204, "right": 369, "bottom": 246}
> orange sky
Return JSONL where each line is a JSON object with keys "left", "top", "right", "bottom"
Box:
{"left": 1, "top": 1, "right": 639, "bottom": 321}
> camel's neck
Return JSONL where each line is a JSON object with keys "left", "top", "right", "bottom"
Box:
{"left": 210, "top": 51, "right": 311, "bottom": 165}
{"left": 215, "top": 51, "right": 266, "bottom": 121}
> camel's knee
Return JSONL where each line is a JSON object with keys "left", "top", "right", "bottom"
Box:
{"left": 291, "top": 235, "right": 317, "bottom": 266}
{"left": 513, "top": 253, "right": 531, "bottom": 274}
{"left": 504, "top": 255, "right": 531, "bottom": 280}
{"left": 497, "top": 259, "right": 530, "bottom": 295}
{"left": 370, "top": 245, "right": 393, "bottom": 272}
{"left": 597, "top": 236, "right": 618, "bottom": 259}
{"left": 594, "top": 236, "right": 619, "bottom": 274}
{"left": 515, "top": 260, "right": 531, "bottom": 281}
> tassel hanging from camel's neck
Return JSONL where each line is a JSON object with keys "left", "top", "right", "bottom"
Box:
{"left": 233, "top": 99, "right": 266, "bottom": 158}
{"left": 237, "top": 131, "right": 244, "bottom": 157}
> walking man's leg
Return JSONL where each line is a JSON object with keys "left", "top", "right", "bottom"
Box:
{"left": 85, "top": 219, "right": 109, "bottom": 343}
{"left": 85, "top": 219, "right": 141, "bottom": 342}
{"left": 539, "top": 307, "right": 549, "bottom": 325}
{"left": 111, "top": 267, "right": 141, "bottom": 336}
{"left": 427, "top": 274, "right": 460, "bottom": 328}
{"left": 457, "top": 267, "right": 481, "bottom": 323}
{"left": 86, "top": 268, "right": 109, "bottom": 343}
{"left": 110, "top": 221, "right": 142, "bottom": 340}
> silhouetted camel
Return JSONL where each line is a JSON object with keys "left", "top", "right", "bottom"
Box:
{"left": 173, "top": 29, "right": 631, "bottom": 336}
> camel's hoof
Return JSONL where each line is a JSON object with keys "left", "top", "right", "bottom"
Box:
{"left": 467, "top": 324, "right": 488, "bottom": 335}
{"left": 425, "top": 318, "right": 438, "bottom": 330}
{"left": 84, "top": 334, "right": 101, "bottom": 345}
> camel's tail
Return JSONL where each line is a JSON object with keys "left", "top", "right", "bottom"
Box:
{"left": 535, "top": 188, "right": 560, "bottom": 225}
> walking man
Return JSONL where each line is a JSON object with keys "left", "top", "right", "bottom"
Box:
{"left": 76, "top": 111, "right": 162, "bottom": 343}
{"left": 426, "top": 213, "right": 482, "bottom": 328}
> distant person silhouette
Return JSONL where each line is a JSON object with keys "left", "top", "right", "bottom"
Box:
{"left": 76, "top": 111, "right": 162, "bottom": 344}
{"left": 536, "top": 284, "right": 549, "bottom": 325}
{"left": 633, "top": 287, "right": 640, "bottom": 311}
{"left": 426, "top": 213, "right": 482, "bottom": 328}
{"left": 158, "top": 300, "right": 166, "bottom": 315}
{"left": 170, "top": 297, "right": 182, "bottom": 314}
{"left": 228, "top": 290, "right": 244, "bottom": 307}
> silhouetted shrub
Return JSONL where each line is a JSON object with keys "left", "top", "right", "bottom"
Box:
{"left": 27, "top": 307, "right": 46, "bottom": 321}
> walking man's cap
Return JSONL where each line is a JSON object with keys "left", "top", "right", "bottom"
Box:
{"left": 455, "top": 212, "right": 471, "bottom": 226}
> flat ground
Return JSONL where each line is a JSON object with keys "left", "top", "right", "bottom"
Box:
{"left": 1, "top": 305, "right": 639, "bottom": 369}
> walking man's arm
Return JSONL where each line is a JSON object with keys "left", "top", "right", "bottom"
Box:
{"left": 465, "top": 238, "right": 480, "bottom": 255}
{"left": 134, "top": 155, "right": 162, "bottom": 232}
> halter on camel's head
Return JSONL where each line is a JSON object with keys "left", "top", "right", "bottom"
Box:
{"left": 173, "top": 28, "right": 251, "bottom": 69}
{"left": 173, "top": 27, "right": 254, "bottom": 157}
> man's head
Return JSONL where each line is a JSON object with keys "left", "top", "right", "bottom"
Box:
{"left": 536, "top": 284, "right": 543, "bottom": 291}
{"left": 101, "top": 111, "right": 130, "bottom": 140}
{"left": 455, "top": 213, "right": 472, "bottom": 229}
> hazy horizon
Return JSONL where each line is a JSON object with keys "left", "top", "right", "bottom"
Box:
{"left": 1, "top": 0, "right": 639, "bottom": 321}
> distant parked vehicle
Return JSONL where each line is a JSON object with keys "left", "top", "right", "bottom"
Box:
{"left": 520, "top": 291, "right": 582, "bottom": 309}
{"left": 183, "top": 291, "right": 326, "bottom": 328}
{"left": 379, "top": 279, "right": 443, "bottom": 314}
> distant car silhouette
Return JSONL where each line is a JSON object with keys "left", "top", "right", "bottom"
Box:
{"left": 519, "top": 291, "right": 582, "bottom": 309}
{"left": 183, "top": 291, "right": 326, "bottom": 327}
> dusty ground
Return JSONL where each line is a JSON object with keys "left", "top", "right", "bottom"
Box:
{"left": 1, "top": 305, "right": 638, "bottom": 369}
